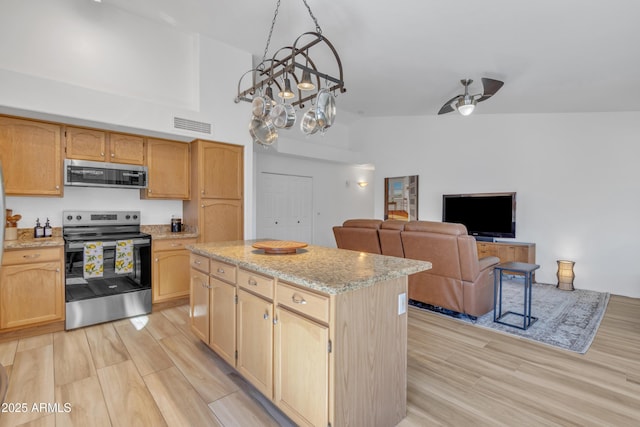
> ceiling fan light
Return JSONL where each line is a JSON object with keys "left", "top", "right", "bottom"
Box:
{"left": 297, "top": 69, "right": 315, "bottom": 91}
{"left": 456, "top": 98, "right": 476, "bottom": 116}
{"left": 278, "top": 78, "right": 295, "bottom": 99}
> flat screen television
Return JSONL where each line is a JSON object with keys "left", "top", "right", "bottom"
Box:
{"left": 442, "top": 192, "right": 516, "bottom": 240}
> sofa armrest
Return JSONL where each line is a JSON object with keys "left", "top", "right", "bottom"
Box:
{"left": 478, "top": 256, "right": 500, "bottom": 271}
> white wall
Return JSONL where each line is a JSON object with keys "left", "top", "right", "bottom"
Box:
{"left": 255, "top": 151, "right": 374, "bottom": 247}
{"left": 6, "top": 188, "right": 180, "bottom": 228}
{"left": 0, "top": 0, "right": 255, "bottom": 235}
{"left": 350, "top": 112, "right": 640, "bottom": 298}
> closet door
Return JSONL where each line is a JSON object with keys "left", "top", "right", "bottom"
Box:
{"left": 257, "top": 173, "right": 312, "bottom": 243}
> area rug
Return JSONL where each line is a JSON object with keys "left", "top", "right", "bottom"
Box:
{"left": 409, "top": 279, "right": 610, "bottom": 354}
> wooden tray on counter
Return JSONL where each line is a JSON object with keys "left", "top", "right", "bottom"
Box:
{"left": 252, "top": 240, "right": 308, "bottom": 254}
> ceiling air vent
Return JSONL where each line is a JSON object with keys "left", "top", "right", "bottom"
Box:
{"left": 173, "top": 117, "right": 212, "bottom": 134}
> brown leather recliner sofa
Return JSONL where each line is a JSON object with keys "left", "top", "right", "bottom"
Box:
{"left": 332, "top": 219, "right": 500, "bottom": 317}
{"left": 332, "top": 219, "right": 383, "bottom": 254}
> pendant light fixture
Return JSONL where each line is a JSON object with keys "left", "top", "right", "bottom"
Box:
{"left": 278, "top": 71, "right": 296, "bottom": 99}
{"left": 297, "top": 54, "right": 315, "bottom": 91}
{"left": 235, "top": 0, "right": 346, "bottom": 146}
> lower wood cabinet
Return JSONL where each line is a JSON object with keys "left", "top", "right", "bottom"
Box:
{"left": 188, "top": 254, "right": 237, "bottom": 366}
{"left": 209, "top": 277, "right": 236, "bottom": 366}
{"left": 189, "top": 263, "right": 210, "bottom": 343}
{"left": 189, "top": 254, "right": 408, "bottom": 427}
{"left": 152, "top": 238, "right": 197, "bottom": 303}
{"left": 0, "top": 247, "right": 64, "bottom": 330}
{"left": 237, "top": 288, "right": 273, "bottom": 398}
{"left": 274, "top": 301, "right": 329, "bottom": 427}
{"left": 477, "top": 241, "right": 536, "bottom": 264}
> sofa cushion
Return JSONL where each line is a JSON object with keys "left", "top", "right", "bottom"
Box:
{"left": 404, "top": 220, "right": 467, "bottom": 236}
{"left": 333, "top": 219, "right": 383, "bottom": 254}
{"left": 379, "top": 220, "right": 406, "bottom": 257}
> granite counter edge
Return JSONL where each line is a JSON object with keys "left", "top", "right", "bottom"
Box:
{"left": 186, "top": 245, "right": 431, "bottom": 295}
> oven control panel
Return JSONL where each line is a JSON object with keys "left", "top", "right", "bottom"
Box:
{"left": 63, "top": 211, "right": 141, "bottom": 227}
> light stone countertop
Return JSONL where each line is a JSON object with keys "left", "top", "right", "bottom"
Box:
{"left": 187, "top": 240, "right": 432, "bottom": 295}
{"left": 141, "top": 225, "right": 198, "bottom": 241}
{"left": 3, "top": 228, "right": 64, "bottom": 250}
{"left": 3, "top": 225, "right": 199, "bottom": 250}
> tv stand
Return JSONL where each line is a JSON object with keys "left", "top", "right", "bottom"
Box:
{"left": 476, "top": 241, "right": 536, "bottom": 267}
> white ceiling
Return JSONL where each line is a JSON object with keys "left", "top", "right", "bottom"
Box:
{"left": 104, "top": 0, "right": 640, "bottom": 118}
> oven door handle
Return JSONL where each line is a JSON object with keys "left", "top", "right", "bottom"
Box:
{"left": 66, "top": 238, "right": 150, "bottom": 250}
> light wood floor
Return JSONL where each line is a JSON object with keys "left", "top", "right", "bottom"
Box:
{"left": 0, "top": 295, "right": 638, "bottom": 426}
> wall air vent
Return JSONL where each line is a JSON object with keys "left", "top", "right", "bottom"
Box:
{"left": 173, "top": 117, "right": 212, "bottom": 134}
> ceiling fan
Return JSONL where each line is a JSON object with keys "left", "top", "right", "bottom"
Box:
{"left": 438, "top": 78, "right": 504, "bottom": 116}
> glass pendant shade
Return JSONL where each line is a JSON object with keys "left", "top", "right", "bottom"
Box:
{"left": 456, "top": 97, "right": 476, "bottom": 116}
{"left": 278, "top": 78, "right": 295, "bottom": 99}
{"left": 297, "top": 69, "right": 315, "bottom": 91}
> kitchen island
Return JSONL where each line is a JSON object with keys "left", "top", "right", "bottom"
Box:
{"left": 187, "top": 240, "right": 431, "bottom": 427}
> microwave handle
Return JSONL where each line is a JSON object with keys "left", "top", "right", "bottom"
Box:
{"left": 70, "top": 170, "right": 104, "bottom": 175}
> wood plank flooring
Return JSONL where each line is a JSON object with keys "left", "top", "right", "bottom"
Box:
{"left": 0, "top": 295, "right": 638, "bottom": 426}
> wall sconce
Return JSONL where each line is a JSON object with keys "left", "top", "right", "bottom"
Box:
{"left": 556, "top": 260, "right": 575, "bottom": 291}
{"left": 357, "top": 181, "right": 368, "bottom": 188}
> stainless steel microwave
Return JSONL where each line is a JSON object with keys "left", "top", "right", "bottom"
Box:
{"left": 64, "top": 159, "right": 148, "bottom": 189}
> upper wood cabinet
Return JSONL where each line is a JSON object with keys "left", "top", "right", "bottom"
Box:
{"left": 142, "top": 138, "right": 190, "bottom": 200}
{"left": 64, "top": 126, "right": 106, "bottom": 162}
{"left": 201, "top": 142, "right": 243, "bottom": 199}
{"left": 65, "top": 126, "right": 144, "bottom": 165}
{"left": 183, "top": 139, "right": 244, "bottom": 243}
{"left": 0, "top": 115, "right": 63, "bottom": 196}
{"left": 109, "top": 133, "right": 145, "bottom": 165}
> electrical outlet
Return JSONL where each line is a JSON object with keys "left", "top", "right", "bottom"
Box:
{"left": 398, "top": 293, "right": 407, "bottom": 315}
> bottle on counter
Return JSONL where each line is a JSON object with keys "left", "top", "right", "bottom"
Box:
{"left": 44, "top": 218, "right": 52, "bottom": 237}
{"left": 34, "top": 218, "right": 44, "bottom": 238}
{"left": 171, "top": 215, "right": 182, "bottom": 233}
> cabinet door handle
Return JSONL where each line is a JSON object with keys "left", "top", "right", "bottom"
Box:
{"left": 291, "top": 294, "right": 307, "bottom": 305}
{"left": 148, "top": 189, "right": 152, "bottom": 194}
{"left": 111, "top": 153, "right": 115, "bottom": 157}
{"left": 55, "top": 185, "right": 60, "bottom": 190}
{"left": 217, "top": 268, "right": 225, "bottom": 274}
{"left": 23, "top": 254, "right": 41, "bottom": 259}
{"left": 155, "top": 258, "right": 159, "bottom": 262}
{"left": 263, "top": 312, "right": 269, "bottom": 320}
{"left": 170, "top": 243, "right": 182, "bottom": 248}
{"left": 247, "top": 278, "right": 258, "bottom": 286}
{"left": 100, "top": 152, "right": 105, "bottom": 156}
{"left": 194, "top": 260, "right": 201, "bottom": 265}
{"left": 273, "top": 317, "right": 278, "bottom": 325}
{"left": 56, "top": 268, "right": 60, "bottom": 273}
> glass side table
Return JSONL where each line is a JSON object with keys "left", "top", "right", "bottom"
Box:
{"left": 493, "top": 262, "right": 541, "bottom": 330}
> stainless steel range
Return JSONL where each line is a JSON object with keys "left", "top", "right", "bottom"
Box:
{"left": 63, "top": 210, "right": 152, "bottom": 330}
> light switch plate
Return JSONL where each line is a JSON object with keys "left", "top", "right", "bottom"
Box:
{"left": 398, "top": 292, "right": 407, "bottom": 315}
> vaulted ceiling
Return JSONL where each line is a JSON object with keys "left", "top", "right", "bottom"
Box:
{"left": 105, "top": 0, "right": 640, "bottom": 118}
